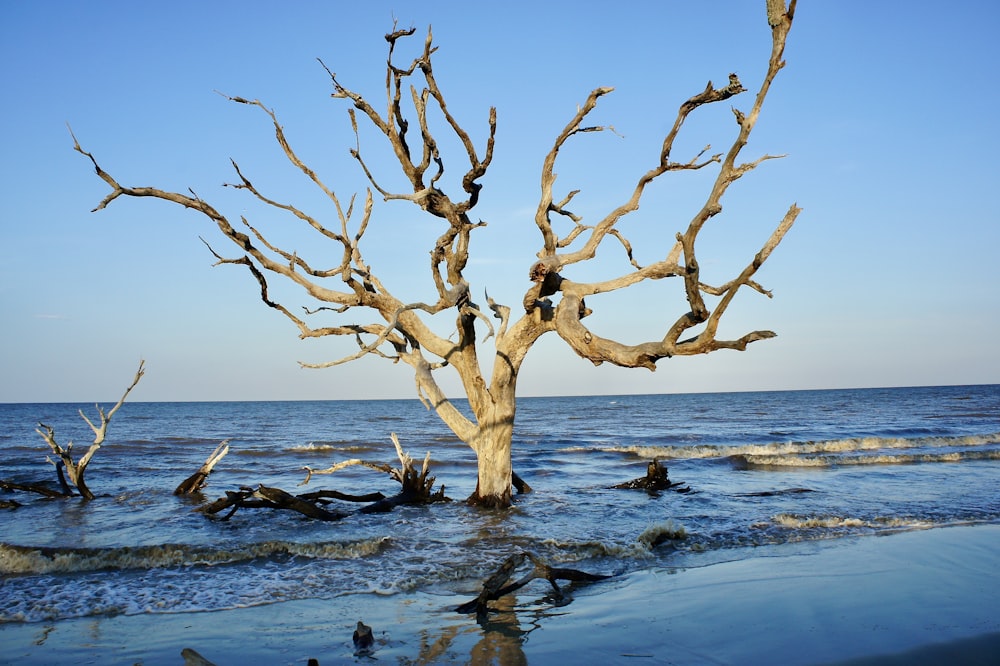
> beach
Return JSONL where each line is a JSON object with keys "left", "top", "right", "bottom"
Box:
{"left": 2, "top": 523, "right": 997, "bottom": 665}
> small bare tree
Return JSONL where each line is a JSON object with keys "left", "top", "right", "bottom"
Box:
{"left": 74, "top": 2, "right": 798, "bottom": 508}
{"left": 37, "top": 361, "right": 145, "bottom": 500}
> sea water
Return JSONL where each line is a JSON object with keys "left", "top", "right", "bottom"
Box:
{"left": 1, "top": 385, "right": 998, "bottom": 623}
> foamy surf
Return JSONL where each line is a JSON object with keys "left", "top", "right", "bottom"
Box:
{"left": 739, "top": 448, "right": 1000, "bottom": 468}
{"left": 0, "top": 537, "right": 390, "bottom": 575}
{"left": 577, "top": 432, "right": 1000, "bottom": 462}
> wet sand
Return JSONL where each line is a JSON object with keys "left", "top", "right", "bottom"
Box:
{"left": 2, "top": 524, "right": 998, "bottom": 665}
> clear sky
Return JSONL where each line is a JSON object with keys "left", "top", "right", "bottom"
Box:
{"left": 2, "top": 1, "right": 998, "bottom": 403}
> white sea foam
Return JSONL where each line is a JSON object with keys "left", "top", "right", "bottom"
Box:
{"left": 637, "top": 520, "right": 688, "bottom": 548}
{"left": 288, "top": 441, "right": 379, "bottom": 453}
{"left": 742, "top": 449, "right": 1000, "bottom": 468}
{"left": 770, "top": 514, "right": 936, "bottom": 530}
{"left": 539, "top": 520, "right": 688, "bottom": 561}
{"left": 577, "top": 432, "right": 1000, "bottom": 462}
{"left": 0, "top": 537, "right": 391, "bottom": 575}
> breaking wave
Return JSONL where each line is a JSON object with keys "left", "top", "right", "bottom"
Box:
{"left": 578, "top": 432, "right": 1000, "bottom": 465}
{"left": 538, "top": 520, "right": 690, "bottom": 562}
{"left": 739, "top": 449, "right": 1000, "bottom": 468}
{"left": 0, "top": 537, "right": 390, "bottom": 576}
{"left": 768, "top": 514, "right": 936, "bottom": 530}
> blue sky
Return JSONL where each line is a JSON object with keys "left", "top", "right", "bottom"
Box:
{"left": 2, "top": 1, "right": 998, "bottom": 403}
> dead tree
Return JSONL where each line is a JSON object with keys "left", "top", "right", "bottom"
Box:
{"left": 457, "top": 552, "right": 610, "bottom": 619}
{"left": 200, "top": 484, "right": 349, "bottom": 521}
{"left": 75, "top": 2, "right": 798, "bottom": 508}
{"left": 1, "top": 361, "right": 145, "bottom": 501}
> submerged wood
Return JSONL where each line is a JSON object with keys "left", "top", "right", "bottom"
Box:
{"left": 174, "top": 440, "right": 230, "bottom": 495}
{"left": 200, "top": 485, "right": 347, "bottom": 521}
{"left": 181, "top": 648, "right": 217, "bottom": 666}
{"left": 0, "top": 479, "right": 67, "bottom": 500}
{"left": 200, "top": 434, "right": 448, "bottom": 520}
{"left": 512, "top": 472, "right": 532, "bottom": 495}
{"left": 298, "top": 489, "right": 386, "bottom": 503}
{"left": 301, "top": 432, "right": 450, "bottom": 514}
{"left": 611, "top": 459, "right": 690, "bottom": 493}
{"left": 457, "top": 551, "right": 610, "bottom": 618}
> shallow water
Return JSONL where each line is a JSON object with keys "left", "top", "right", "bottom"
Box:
{"left": 1, "top": 385, "right": 998, "bottom": 623}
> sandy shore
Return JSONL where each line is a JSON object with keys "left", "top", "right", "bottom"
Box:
{"left": 2, "top": 524, "right": 998, "bottom": 665}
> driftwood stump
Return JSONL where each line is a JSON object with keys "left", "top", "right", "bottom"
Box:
{"left": 612, "top": 460, "right": 690, "bottom": 493}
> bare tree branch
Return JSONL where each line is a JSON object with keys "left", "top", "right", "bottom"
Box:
{"left": 531, "top": 4, "right": 799, "bottom": 375}
{"left": 37, "top": 360, "right": 145, "bottom": 500}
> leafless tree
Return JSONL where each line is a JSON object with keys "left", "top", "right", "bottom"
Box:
{"left": 37, "top": 361, "right": 144, "bottom": 500}
{"left": 74, "top": 2, "right": 798, "bottom": 508}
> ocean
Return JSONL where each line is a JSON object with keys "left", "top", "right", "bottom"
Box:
{"left": 1, "top": 385, "right": 998, "bottom": 625}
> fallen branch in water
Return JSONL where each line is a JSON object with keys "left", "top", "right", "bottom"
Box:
{"left": 199, "top": 484, "right": 349, "bottom": 521}
{"left": 457, "top": 551, "right": 610, "bottom": 619}
{"left": 199, "top": 433, "right": 448, "bottom": 520}
{"left": 301, "top": 432, "right": 449, "bottom": 513}
{"left": 0, "top": 479, "right": 65, "bottom": 501}
{"left": 174, "top": 440, "right": 230, "bottom": 495}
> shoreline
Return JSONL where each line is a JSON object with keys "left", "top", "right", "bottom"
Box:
{"left": 2, "top": 524, "right": 998, "bottom": 665}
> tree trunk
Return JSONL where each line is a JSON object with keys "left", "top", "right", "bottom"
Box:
{"left": 468, "top": 398, "right": 515, "bottom": 508}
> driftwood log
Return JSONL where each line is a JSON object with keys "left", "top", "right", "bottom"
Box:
{"left": 512, "top": 472, "right": 532, "bottom": 495}
{"left": 301, "top": 432, "right": 449, "bottom": 513}
{"left": 174, "top": 440, "right": 230, "bottom": 495}
{"left": 200, "top": 484, "right": 348, "bottom": 521}
{"left": 612, "top": 460, "right": 690, "bottom": 493}
{"left": 0, "top": 497, "right": 23, "bottom": 509}
{"left": 200, "top": 433, "right": 448, "bottom": 520}
{"left": 457, "top": 552, "right": 610, "bottom": 619}
{"left": 0, "top": 480, "right": 65, "bottom": 501}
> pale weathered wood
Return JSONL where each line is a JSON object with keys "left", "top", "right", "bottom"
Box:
{"left": 201, "top": 434, "right": 446, "bottom": 520}
{"left": 199, "top": 484, "right": 347, "bottom": 521}
{"left": 34, "top": 361, "right": 145, "bottom": 501}
{"left": 76, "top": 2, "right": 798, "bottom": 508}
{"left": 174, "top": 440, "right": 230, "bottom": 495}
